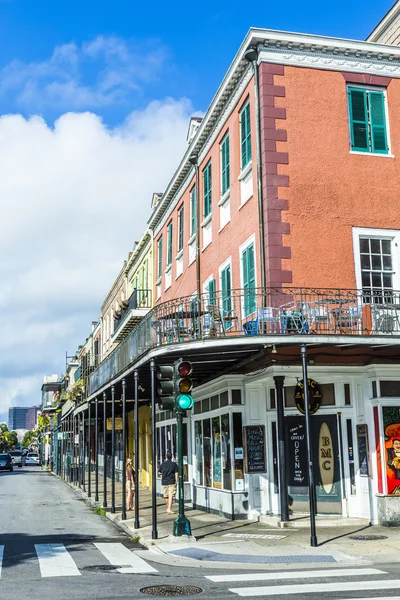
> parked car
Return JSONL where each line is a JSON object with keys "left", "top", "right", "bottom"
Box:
{"left": 25, "top": 452, "right": 41, "bottom": 466}
{"left": 9, "top": 450, "right": 24, "bottom": 467}
{"left": 0, "top": 453, "right": 13, "bottom": 471}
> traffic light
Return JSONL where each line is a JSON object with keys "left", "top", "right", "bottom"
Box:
{"left": 156, "top": 364, "right": 175, "bottom": 410}
{"left": 174, "top": 360, "right": 194, "bottom": 410}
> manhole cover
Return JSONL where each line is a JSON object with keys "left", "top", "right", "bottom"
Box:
{"left": 349, "top": 535, "right": 388, "bottom": 541}
{"left": 82, "top": 565, "right": 120, "bottom": 572}
{"left": 140, "top": 585, "right": 202, "bottom": 597}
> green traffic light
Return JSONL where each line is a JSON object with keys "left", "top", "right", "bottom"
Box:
{"left": 177, "top": 394, "right": 194, "bottom": 410}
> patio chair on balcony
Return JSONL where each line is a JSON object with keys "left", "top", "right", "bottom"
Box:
{"left": 203, "top": 305, "right": 225, "bottom": 337}
{"left": 334, "top": 305, "right": 363, "bottom": 333}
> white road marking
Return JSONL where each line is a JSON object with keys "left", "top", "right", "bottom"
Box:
{"left": 206, "top": 567, "right": 386, "bottom": 583}
{"left": 94, "top": 543, "right": 157, "bottom": 573}
{"left": 35, "top": 544, "right": 81, "bottom": 578}
{"left": 0, "top": 546, "right": 3, "bottom": 577}
{"left": 229, "top": 579, "right": 400, "bottom": 597}
{"left": 222, "top": 533, "right": 287, "bottom": 540}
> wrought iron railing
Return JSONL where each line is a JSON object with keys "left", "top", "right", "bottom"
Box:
{"left": 113, "top": 288, "right": 152, "bottom": 336}
{"left": 90, "top": 287, "right": 400, "bottom": 394}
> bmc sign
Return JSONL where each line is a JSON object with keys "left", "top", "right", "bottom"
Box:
{"left": 294, "top": 379, "right": 322, "bottom": 415}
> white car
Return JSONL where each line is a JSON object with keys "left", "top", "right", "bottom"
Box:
{"left": 25, "top": 452, "right": 41, "bottom": 466}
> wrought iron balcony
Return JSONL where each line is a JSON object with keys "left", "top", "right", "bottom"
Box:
{"left": 90, "top": 287, "right": 400, "bottom": 394}
{"left": 112, "top": 288, "right": 152, "bottom": 342}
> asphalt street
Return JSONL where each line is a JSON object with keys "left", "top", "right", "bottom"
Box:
{"left": 2, "top": 467, "right": 400, "bottom": 599}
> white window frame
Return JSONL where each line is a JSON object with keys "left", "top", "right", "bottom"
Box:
{"left": 347, "top": 84, "right": 393, "bottom": 158}
{"left": 352, "top": 227, "right": 400, "bottom": 293}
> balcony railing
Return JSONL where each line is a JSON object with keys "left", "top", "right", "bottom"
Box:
{"left": 90, "top": 287, "right": 400, "bottom": 394}
{"left": 113, "top": 288, "right": 152, "bottom": 338}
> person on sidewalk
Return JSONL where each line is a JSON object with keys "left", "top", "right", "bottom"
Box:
{"left": 126, "top": 457, "right": 135, "bottom": 511}
{"left": 158, "top": 453, "right": 178, "bottom": 514}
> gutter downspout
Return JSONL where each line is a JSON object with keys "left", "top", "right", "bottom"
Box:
{"left": 189, "top": 153, "right": 201, "bottom": 302}
{"left": 245, "top": 46, "right": 266, "bottom": 300}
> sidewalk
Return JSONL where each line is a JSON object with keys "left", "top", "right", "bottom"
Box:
{"left": 61, "top": 472, "right": 400, "bottom": 570}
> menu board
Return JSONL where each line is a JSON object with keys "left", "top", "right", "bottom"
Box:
{"left": 243, "top": 425, "right": 266, "bottom": 473}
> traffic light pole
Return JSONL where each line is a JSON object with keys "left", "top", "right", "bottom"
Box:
{"left": 173, "top": 408, "right": 191, "bottom": 537}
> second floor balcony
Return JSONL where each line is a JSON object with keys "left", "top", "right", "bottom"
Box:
{"left": 112, "top": 288, "right": 152, "bottom": 343}
{"left": 90, "top": 287, "right": 400, "bottom": 395}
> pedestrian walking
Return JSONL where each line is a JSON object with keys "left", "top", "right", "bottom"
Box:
{"left": 158, "top": 452, "right": 178, "bottom": 514}
{"left": 126, "top": 457, "right": 135, "bottom": 511}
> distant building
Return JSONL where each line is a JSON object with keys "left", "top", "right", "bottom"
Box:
{"left": 8, "top": 407, "right": 29, "bottom": 430}
{"left": 26, "top": 406, "right": 40, "bottom": 430}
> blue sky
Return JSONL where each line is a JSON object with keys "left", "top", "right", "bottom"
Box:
{"left": 0, "top": 0, "right": 393, "bottom": 125}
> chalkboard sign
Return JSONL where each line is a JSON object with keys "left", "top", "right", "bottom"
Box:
{"left": 285, "top": 417, "right": 308, "bottom": 491}
{"left": 356, "top": 424, "right": 369, "bottom": 477}
{"left": 243, "top": 425, "right": 266, "bottom": 473}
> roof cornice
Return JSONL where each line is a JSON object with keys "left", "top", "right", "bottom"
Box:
{"left": 148, "top": 28, "right": 400, "bottom": 231}
{"left": 124, "top": 229, "right": 152, "bottom": 275}
{"left": 367, "top": 1, "right": 400, "bottom": 43}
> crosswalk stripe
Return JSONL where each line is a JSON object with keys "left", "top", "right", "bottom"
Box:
{"left": 229, "top": 580, "right": 400, "bottom": 597}
{"left": 94, "top": 543, "right": 157, "bottom": 574}
{"left": 206, "top": 567, "right": 386, "bottom": 583}
{"left": 0, "top": 546, "right": 3, "bottom": 578}
{"left": 35, "top": 544, "right": 81, "bottom": 578}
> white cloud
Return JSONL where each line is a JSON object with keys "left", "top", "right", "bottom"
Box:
{"left": 0, "top": 97, "right": 192, "bottom": 422}
{"left": 0, "top": 35, "right": 168, "bottom": 110}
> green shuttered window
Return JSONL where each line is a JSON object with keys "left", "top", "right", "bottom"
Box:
{"left": 207, "top": 278, "right": 216, "bottom": 306}
{"left": 242, "top": 243, "right": 256, "bottom": 316}
{"left": 348, "top": 87, "right": 389, "bottom": 155}
{"left": 167, "top": 221, "right": 173, "bottom": 266}
{"left": 190, "top": 186, "right": 197, "bottom": 236}
{"left": 177, "top": 206, "right": 184, "bottom": 252}
{"left": 203, "top": 161, "right": 212, "bottom": 219}
{"left": 220, "top": 134, "right": 230, "bottom": 196}
{"left": 157, "top": 237, "right": 162, "bottom": 278}
{"left": 240, "top": 101, "right": 252, "bottom": 168}
{"left": 221, "top": 265, "right": 232, "bottom": 327}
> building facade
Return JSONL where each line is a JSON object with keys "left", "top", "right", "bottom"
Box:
{"left": 55, "top": 12, "right": 400, "bottom": 526}
{"left": 8, "top": 407, "right": 29, "bottom": 430}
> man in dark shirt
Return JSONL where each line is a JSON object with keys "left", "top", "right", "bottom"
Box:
{"left": 158, "top": 452, "right": 178, "bottom": 514}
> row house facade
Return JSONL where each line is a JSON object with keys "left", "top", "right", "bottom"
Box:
{"left": 53, "top": 5, "right": 400, "bottom": 527}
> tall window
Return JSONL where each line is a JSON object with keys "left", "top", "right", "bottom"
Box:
{"left": 203, "top": 161, "right": 212, "bottom": 219}
{"left": 220, "top": 134, "right": 230, "bottom": 196}
{"left": 359, "top": 237, "right": 393, "bottom": 299}
{"left": 177, "top": 205, "right": 184, "bottom": 252}
{"left": 221, "top": 264, "right": 232, "bottom": 324}
{"left": 240, "top": 101, "right": 252, "bottom": 169}
{"left": 348, "top": 87, "right": 389, "bottom": 155}
{"left": 207, "top": 278, "right": 216, "bottom": 306}
{"left": 167, "top": 221, "right": 173, "bottom": 267}
{"left": 242, "top": 243, "right": 256, "bottom": 316}
{"left": 157, "top": 236, "right": 163, "bottom": 278}
{"left": 190, "top": 186, "right": 197, "bottom": 236}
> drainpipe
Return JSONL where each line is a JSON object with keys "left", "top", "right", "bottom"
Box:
{"left": 189, "top": 153, "right": 201, "bottom": 302}
{"left": 245, "top": 46, "right": 267, "bottom": 299}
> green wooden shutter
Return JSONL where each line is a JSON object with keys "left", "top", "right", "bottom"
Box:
{"left": 157, "top": 237, "right": 162, "bottom": 277}
{"left": 178, "top": 207, "right": 184, "bottom": 252}
{"left": 240, "top": 102, "right": 252, "bottom": 168}
{"left": 208, "top": 278, "right": 216, "bottom": 306}
{"left": 221, "top": 266, "right": 232, "bottom": 325}
{"left": 242, "top": 244, "right": 256, "bottom": 316}
{"left": 190, "top": 187, "right": 197, "bottom": 236}
{"left": 167, "top": 222, "right": 172, "bottom": 265}
{"left": 221, "top": 135, "right": 230, "bottom": 195}
{"left": 348, "top": 88, "right": 369, "bottom": 152}
{"left": 369, "top": 91, "right": 388, "bottom": 154}
{"left": 203, "top": 162, "right": 212, "bottom": 218}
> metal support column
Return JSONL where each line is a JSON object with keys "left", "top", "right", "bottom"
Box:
{"left": 61, "top": 420, "right": 64, "bottom": 478}
{"left": 121, "top": 379, "right": 127, "bottom": 521}
{"left": 72, "top": 415, "right": 76, "bottom": 484}
{"left": 150, "top": 358, "right": 158, "bottom": 539}
{"left": 274, "top": 375, "right": 289, "bottom": 523}
{"left": 301, "top": 344, "right": 318, "bottom": 547}
{"left": 173, "top": 409, "right": 191, "bottom": 536}
{"left": 103, "top": 391, "right": 108, "bottom": 508}
{"left": 82, "top": 411, "right": 85, "bottom": 491}
{"left": 88, "top": 401, "right": 91, "bottom": 497}
{"left": 95, "top": 398, "right": 99, "bottom": 502}
{"left": 111, "top": 385, "right": 116, "bottom": 514}
{"left": 134, "top": 370, "right": 140, "bottom": 529}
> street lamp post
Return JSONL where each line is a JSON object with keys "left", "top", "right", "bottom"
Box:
{"left": 173, "top": 408, "right": 191, "bottom": 537}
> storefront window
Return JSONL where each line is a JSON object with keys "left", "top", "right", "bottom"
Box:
{"left": 194, "top": 411, "right": 243, "bottom": 491}
{"left": 212, "top": 416, "right": 222, "bottom": 488}
{"left": 156, "top": 421, "right": 188, "bottom": 481}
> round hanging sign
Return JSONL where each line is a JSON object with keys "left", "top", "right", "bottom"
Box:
{"left": 294, "top": 379, "right": 322, "bottom": 415}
